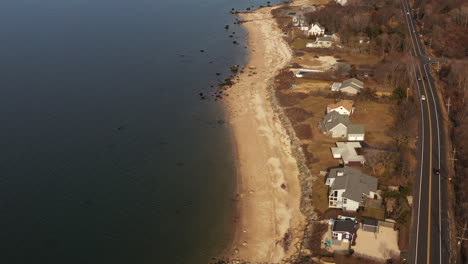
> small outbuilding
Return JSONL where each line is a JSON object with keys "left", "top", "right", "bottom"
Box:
{"left": 332, "top": 219, "right": 357, "bottom": 241}
{"left": 361, "top": 217, "right": 379, "bottom": 233}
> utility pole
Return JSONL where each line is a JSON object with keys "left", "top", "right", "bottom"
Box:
{"left": 446, "top": 97, "right": 451, "bottom": 117}
{"left": 450, "top": 147, "right": 457, "bottom": 169}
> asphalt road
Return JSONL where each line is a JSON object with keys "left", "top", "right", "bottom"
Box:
{"left": 401, "top": 0, "right": 451, "bottom": 263}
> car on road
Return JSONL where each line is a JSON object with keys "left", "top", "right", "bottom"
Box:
{"left": 423, "top": 75, "right": 428, "bottom": 80}
{"left": 421, "top": 95, "right": 426, "bottom": 100}
{"left": 407, "top": 12, "right": 410, "bottom": 15}
{"left": 433, "top": 168, "right": 440, "bottom": 175}
{"left": 417, "top": 76, "right": 421, "bottom": 81}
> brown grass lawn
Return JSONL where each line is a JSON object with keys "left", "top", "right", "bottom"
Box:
{"left": 291, "top": 38, "right": 310, "bottom": 50}
{"left": 352, "top": 101, "right": 394, "bottom": 147}
{"left": 292, "top": 79, "right": 331, "bottom": 93}
{"left": 334, "top": 53, "right": 382, "bottom": 68}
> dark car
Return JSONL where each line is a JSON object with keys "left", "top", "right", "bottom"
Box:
{"left": 423, "top": 75, "right": 428, "bottom": 80}
{"left": 433, "top": 168, "right": 440, "bottom": 175}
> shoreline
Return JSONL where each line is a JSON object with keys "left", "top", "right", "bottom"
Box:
{"left": 222, "top": 4, "right": 306, "bottom": 263}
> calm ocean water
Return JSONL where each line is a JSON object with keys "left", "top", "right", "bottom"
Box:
{"left": 0, "top": 0, "right": 283, "bottom": 263}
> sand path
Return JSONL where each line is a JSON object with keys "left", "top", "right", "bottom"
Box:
{"left": 225, "top": 6, "right": 305, "bottom": 263}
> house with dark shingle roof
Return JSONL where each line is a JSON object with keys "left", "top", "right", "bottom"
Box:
{"left": 318, "top": 112, "right": 365, "bottom": 141}
{"left": 326, "top": 166, "right": 378, "bottom": 211}
{"left": 319, "top": 111, "right": 350, "bottom": 138}
{"left": 332, "top": 219, "right": 357, "bottom": 241}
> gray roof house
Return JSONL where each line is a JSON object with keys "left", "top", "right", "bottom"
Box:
{"left": 340, "top": 78, "right": 364, "bottom": 95}
{"left": 319, "top": 112, "right": 365, "bottom": 140}
{"left": 319, "top": 111, "right": 350, "bottom": 138}
{"left": 331, "top": 78, "right": 364, "bottom": 95}
{"left": 326, "top": 166, "right": 378, "bottom": 211}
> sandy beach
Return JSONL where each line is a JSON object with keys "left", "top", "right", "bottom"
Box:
{"left": 225, "top": 5, "right": 305, "bottom": 263}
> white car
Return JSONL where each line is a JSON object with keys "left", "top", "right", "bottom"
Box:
{"left": 407, "top": 12, "right": 410, "bottom": 15}
{"left": 421, "top": 95, "right": 426, "bottom": 101}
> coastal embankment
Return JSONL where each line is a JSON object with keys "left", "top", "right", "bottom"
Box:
{"left": 224, "top": 4, "right": 306, "bottom": 263}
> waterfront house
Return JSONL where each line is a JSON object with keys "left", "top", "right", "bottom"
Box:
{"left": 326, "top": 100, "right": 355, "bottom": 116}
{"left": 332, "top": 219, "right": 357, "bottom": 241}
{"left": 319, "top": 111, "right": 351, "bottom": 138}
{"left": 307, "top": 23, "right": 325, "bottom": 36}
{"left": 331, "top": 142, "right": 366, "bottom": 165}
{"left": 306, "top": 36, "right": 333, "bottom": 48}
{"left": 326, "top": 166, "right": 378, "bottom": 211}
{"left": 330, "top": 78, "right": 364, "bottom": 95}
{"left": 319, "top": 112, "right": 365, "bottom": 140}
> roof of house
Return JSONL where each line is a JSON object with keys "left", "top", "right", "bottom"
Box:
{"left": 341, "top": 78, "right": 364, "bottom": 91}
{"left": 327, "top": 100, "right": 354, "bottom": 112}
{"left": 347, "top": 124, "right": 365, "bottom": 135}
{"left": 331, "top": 82, "right": 342, "bottom": 89}
{"left": 332, "top": 219, "right": 356, "bottom": 233}
{"left": 362, "top": 217, "right": 378, "bottom": 226}
{"left": 328, "top": 166, "right": 378, "bottom": 202}
{"left": 317, "top": 36, "right": 333, "bottom": 42}
{"left": 319, "top": 111, "right": 350, "bottom": 132}
{"left": 311, "top": 23, "right": 325, "bottom": 30}
{"left": 331, "top": 142, "right": 366, "bottom": 164}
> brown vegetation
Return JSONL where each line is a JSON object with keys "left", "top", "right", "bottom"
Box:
{"left": 306, "top": 0, "right": 407, "bottom": 56}
{"left": 413, "top": 0, "right": 468, "bottom": 58}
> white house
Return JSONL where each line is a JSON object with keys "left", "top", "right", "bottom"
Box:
{"left": 330, "top": 78, "right": 364, "bottom": 95}
{"left": 306, "top": 36, "right": 333, "bottom": 48}
{"left": 335, "top": 0, "right": 348, "bottom": 5}
{"left": 326, "top": 166, "right": 378, "bottom": 211}
{"left": 326, "top": 100, "right": 355, "bottom": 116}
{"left": 307, "top": 23, "right": 325, "bottom": 36}
{"left": 331, "top": 142, "right": 366, "bottom": 165}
